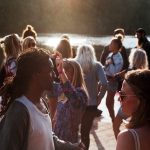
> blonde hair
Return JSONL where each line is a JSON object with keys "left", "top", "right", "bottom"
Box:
{"left": 55, "top": 39, "right": 73, "bottom": 58}
{"left": 63, "top": 59, "right": 88, "bottom": 96}
{"left": 129, "top": 48, "right": 149, "bottom": 69}
{"left": 3, "top": 34, "right": 22, "bottom": 58}
{"left": 75, "top": 44, "right": 97, "bottom": 73}
{"left": 22, "top": 36, "right": 36, "bottom": 51}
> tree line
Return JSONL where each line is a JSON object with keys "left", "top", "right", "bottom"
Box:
{"left": 0, "top": 0, "right": 149, "bottom": 35}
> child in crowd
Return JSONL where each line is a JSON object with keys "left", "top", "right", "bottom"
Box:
{"left": 22, "top": 24, "right": 37, "bottom": 40}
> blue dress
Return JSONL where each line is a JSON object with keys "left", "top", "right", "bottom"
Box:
{"left": 53, "top": 81, "right": 87, "bottom": 143}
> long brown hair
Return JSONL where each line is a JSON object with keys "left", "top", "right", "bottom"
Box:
{"left": 125, "top": 69, "right": 150, "bottom": 128}
{"left": 55, "top": 39, "right": 73, "bottom": 58}
{"left": 63, "top": 59, "right": 88, "bottom": 97}
{"left": 2, "top": 34, "right": 22, "bottom": 58}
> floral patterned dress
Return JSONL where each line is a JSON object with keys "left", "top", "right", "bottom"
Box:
{"left": 53, "top": 81, "right": 87, "bottom": 143}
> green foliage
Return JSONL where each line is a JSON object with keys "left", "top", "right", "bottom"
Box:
{"left": 0, "top": 0, "right": 149, "bottom": 35}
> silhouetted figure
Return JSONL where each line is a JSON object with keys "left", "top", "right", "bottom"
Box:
{"left": 22, "top": 25, "right": 37, "bottom": 40}
{"left": 135, "top": 28, "right": 150, "bottom": 67}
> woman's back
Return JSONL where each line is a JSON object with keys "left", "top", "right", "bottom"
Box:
{"left": 84, "top": 62, "right": 107, "bottom": 105}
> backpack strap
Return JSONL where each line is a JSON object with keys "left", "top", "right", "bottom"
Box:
{"left": 129, "top": 129, "right": 141, "bottom": 150}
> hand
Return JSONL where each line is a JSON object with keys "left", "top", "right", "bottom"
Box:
{"left": 51, "top": 51, "right": 62, "bottom": 59}
{"left": 55, "top": 53, "right": 64, "bottom": 74}
{"left": 74, "top": 142, "right": 86, "bottom": 150}
{"left": 106, "top": 58, "right": 112, "bottom": 65}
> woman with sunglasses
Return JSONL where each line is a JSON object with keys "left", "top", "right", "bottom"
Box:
{"left": 116, "top": 69, "right": 150, "bottom": 150}
{"left": 113, "top": 48, "right": 149, "bottom": 139}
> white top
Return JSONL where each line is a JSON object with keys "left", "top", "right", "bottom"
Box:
{"left": 129, "top": 129, "right": 141, "bottom": 150}
{"left": 105, "top": 52, "right": 123, "bottom": 76}
{"left": 16, "top": 96, "right": 55, "bottom": 150}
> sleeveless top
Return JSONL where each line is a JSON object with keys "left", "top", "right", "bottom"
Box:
{"left": 129, "top": 129, "right": 141, "bottom": 150}
{"left": 16, "top": 96, "right": 55, "bottom": 150}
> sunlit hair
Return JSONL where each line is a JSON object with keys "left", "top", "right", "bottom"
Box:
{"left": 0, "top": 46, "right": 6, "bottom": 70}
{"left": 125, "top": 69, "right": 150, "bottom": 128}
{"left": 22, "top": 24, "right": 37, "bottom": 40}
{"left": 55, "top": 38, "right": 73, "bottom": 58}
{"left": 115, "top": 33, "right": 124, "bottom": 41}
{"left": 2, "top": 34, "right": 22, "bottom": 58}
{"left": 129, "top": 48, "right": 149, "bottom": 69}
{"left": 0, "top": 47, "right": 53, "bottom": 116}
{"left": 63, "top": 58, "right": 88, "bottom": 97}
{"left": 22, "top": 36, "right": 36, "bottom": 51}
{"left": 114, "top": 28, "right": 125, "bottom": 37}
{"left": 75, "top": 44, "right": 97, "bottom": 73}
{"left": 61, "top": 34, "right": 70, "bottom": 41}
{"left": 110, "top": 37, "right": 122, "bottom": 50}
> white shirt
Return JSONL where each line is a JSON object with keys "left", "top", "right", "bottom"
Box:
{"left": 16, "top": 96, "right": 55, "bottom": 150}
{"left": 105, "top": 52, "right": 123, "bottom": 76}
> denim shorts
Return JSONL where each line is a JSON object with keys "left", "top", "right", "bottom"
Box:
{"left": 107, "top": 80, "right": 118, "bottom": 92}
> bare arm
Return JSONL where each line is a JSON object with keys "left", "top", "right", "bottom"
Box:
{"left": 116, "top": 129, "right": 135, "bottom": 150}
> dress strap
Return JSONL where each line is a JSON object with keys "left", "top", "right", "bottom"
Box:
{"left": 129, "top": 129, "right": 140, "bottom": 150}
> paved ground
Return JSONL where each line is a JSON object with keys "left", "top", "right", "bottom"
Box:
{"left": 89, "top": 92, "right": 125, "bottom": 150}
{"left": 89, "top": 118, "right": 116, "bottom": 150}
{"left": 0, "top": 93, "right": 123, "bottom": 150}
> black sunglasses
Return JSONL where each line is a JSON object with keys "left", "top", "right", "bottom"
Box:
{"left": 118, "top": 91, "right": 136, "bottom": 102}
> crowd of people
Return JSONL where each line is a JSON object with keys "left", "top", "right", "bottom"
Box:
{"left": 0, "top": 25, "right": 150, "bottom": 150}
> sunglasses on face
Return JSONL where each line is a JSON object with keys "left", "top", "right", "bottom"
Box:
{"left": 118, "top": 91, "right": 136, "bottom": 102}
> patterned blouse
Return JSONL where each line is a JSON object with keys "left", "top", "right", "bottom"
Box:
{"left": 53, "top": 81, "right": 87, "bottom": 143}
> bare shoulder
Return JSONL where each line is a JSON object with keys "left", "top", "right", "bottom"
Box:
{"left": 116, "top": 129, "right": 135, "bottom": 150}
